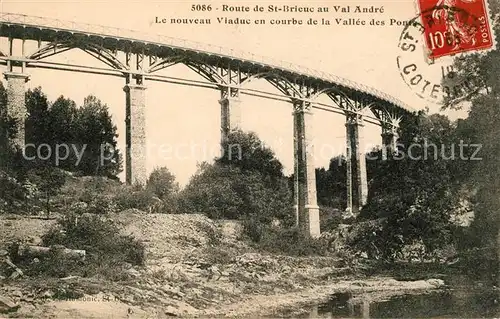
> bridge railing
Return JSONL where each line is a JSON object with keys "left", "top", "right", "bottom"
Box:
{"left": 0, "top": 12, "right": 412, "bottom": 111}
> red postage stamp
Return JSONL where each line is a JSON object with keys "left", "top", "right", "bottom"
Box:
{"left": 416, "top": 0, "right": 495, "bottom": 59}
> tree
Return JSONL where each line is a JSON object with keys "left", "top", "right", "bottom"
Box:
{"left": 440, "top": 6, "right": 500, "bottom": 273}
{"left": 178, "top": 162, "right": 293, "bottom": 223}
{"left": 314, "top": 156, "right": 348, "bottom": 209}
{"left": 73, "top": 95, "right": 122, "bottom": 177}
{"left": 179, "top": 131, "right": 293, "bottom": 224}
{"left": 217, "top": 130, "right": 284, "bottom": 181}
{"left": 0, "top": 81, "right": 11, "bottom": 167}
{"left": 27, "top": 167, "right": 66, "bottom": 218}
{"left": 147, "top": 167, "right": 179, "bottom": 200}
{"left": 177, "top": 163, "right": 246, "bottom": 219}
{"left": 25, "top": 87, "right": 51, "bottom": 151}
{"left": 146, "top": 167, "right": 179, "bottom": 211}
{"left": 355, "top": 111, "right": 466, "bottom": 259}
{"left": 24, "top": 89, "right": 123, "bottom": 178}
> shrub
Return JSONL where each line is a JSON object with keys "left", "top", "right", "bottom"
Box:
{"left": 22, "top": 213, "right": 145, "bottom": 279}
{"left": 194, "top": 220, "right": 223, "bottom": 246}
{"left": 25, "top": 167, "right": 67, "bottom": 217}
{"left": 114, "top": 187, "right": 158, "bottom": 212}
{"left": 241, "top": 216, "right": 266, "bottom": 242}
{"left": 75, "top": 177, "right": 121, "bottom": 202}
{"left": 177, "top": 164, "right": 243, "bottom": 219}
{"left": 319, "top": 206, "right": 343, "bottom": 233}
{"left": 242, "top": 218, "right": 328, "bottom": 256}
{"left": 0, "top": 170, "right": 27, "bottom": 213}
{"left": 146, "top": 167, "right": 179, "bottom": 200}
{"left": 178, "top": 163, "right": 294, "bottom": 223}
{"left": 26, "top": 246, "right": 84, "bottom": 278}
{"left": 86, "top": 195, "right": 117, "bottom": 215}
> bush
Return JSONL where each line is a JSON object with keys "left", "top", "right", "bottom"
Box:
{"left": 319, "top": 206, "right": 343, "bottom": 233}
{"left": 86, "top": 195, "right": 118, "bottom": 215}
{"left": 25, "top": 246, "right": 85, "bottom": 278}
{"left": 242, "top": 218, "right": 328, "bottom": 256}
{"left": 114, "top": 187, "right": 158, "bottom": 212}
{"left": 0, "top": 170, "right": 27, "bottom": 213}
{"left": 146, "top": 167, "right": 179, "bottom": 200}
{"left": 75, "top": 177, "right": 121, "bottom": 202}
{"left": 22, "top": 213, "right": 145, "bottom": 279}
{"left": 178, "top": 163, "right": 293, "bottom": 223}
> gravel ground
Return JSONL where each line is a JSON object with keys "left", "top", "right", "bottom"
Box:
{"left": 0, "top": 212, "right": 445, "bottom": 318}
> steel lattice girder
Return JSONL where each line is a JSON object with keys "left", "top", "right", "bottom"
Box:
{"left": 0, "top": 13, "right": 417, "bottom": 123}
{"left": 29, "top": 38, "right": 128, "bottom": 70}
{"left": 371, "top": 107, "right": 403, "bottom": 131}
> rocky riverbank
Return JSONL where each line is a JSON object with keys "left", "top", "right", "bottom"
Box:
{"left": 0, "top": 211, "right": 445, "bottom": 318}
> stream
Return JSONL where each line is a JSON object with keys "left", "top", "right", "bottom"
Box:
{"left": 301, "top": 273, "right": 499, "bottom": 318}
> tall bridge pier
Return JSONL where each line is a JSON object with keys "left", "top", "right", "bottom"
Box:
{"left": 124, "top": 75, "right": 147, "bottom": 186}
{"left": 293, "top": 100, "right": 320, "bottom": 237}
{"left": 220, "top": 87, "right": 241, "bottom": 143}
{"left": 3, "top": 48, "right": 30, "bottom": 151}
{"left": 381, "top": 120, "right": 400, "bottom": 159}
{"left": 345, "top": 112, "right": 368, "bottom": 216}
{"left": 0, "top": 12, "right": 413, "bottom": 237}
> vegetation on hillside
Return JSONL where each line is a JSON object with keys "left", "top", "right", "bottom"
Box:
{"left": 0, "top": 33, "right": 499, "bottom": 285}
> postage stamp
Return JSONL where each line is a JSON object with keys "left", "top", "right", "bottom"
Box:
{"left": 416, "top": 0, "right": 495, "bottom": 59}
{"left": 396, "top": 2, "right": 492, "bottom": 105}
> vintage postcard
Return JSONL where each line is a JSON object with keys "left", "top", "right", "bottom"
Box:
{"left": 0, "top": 0, "right": 498, "bottom": 318}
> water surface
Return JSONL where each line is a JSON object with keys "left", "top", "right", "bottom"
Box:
{"left": 302, "top": 275, "right": 499, "bottom": 318}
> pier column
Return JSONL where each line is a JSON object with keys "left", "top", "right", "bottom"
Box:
{"left": 219, "top": 88, "right": 241, "bottom": 143}
{"left": 124, "top": 83, "right": 147, "bottom": 186}
{"left": 381, "top": 123, "right": 399, "bottom": 159}
{"left": 293, "top": 100, "right": 320, "bottom": 238}
{"left": 3, "top": 72, "right": 30, "bottom": 150}
{"left": 345, "top": 113, "right": 368, "bottom": 217}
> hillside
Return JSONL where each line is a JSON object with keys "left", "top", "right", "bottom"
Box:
{"left": 0, "top": 211, "right": 444, "bottom": 318}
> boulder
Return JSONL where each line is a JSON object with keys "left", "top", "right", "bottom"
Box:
{"left": 0, "top": 296, "right": 19, "bottom": 313}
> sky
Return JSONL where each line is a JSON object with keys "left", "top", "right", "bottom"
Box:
{"left": 0, "top": 0, "right": 469, "bottom": 186}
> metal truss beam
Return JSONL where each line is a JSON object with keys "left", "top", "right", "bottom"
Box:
{"left": 184, "top": 60, "right": 224, "bottom": 84}
{"left": 146, "top": 55, "right": 184, "bottom": 73}
{"left": 371, "top": 107, "right": 402, "bottom": 131}
{"left": 28, "top": 39, "right": 128, "bottom": 70}
{"left": 243, "top": 72, "right": 307, "bottom": 101}
{"left": 0, "top": 52, "right": 398, "bottom": 128}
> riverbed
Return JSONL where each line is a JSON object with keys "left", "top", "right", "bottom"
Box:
{"left": 298, "top": 273, "right": 499, "bottom": 318}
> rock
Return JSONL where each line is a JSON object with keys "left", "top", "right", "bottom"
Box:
{"left": 18, "top": 245, "right": 86, "bottom": 261}
{"left": 162, "top": 285, "right": 185, "bottom": 298}
{"left": 20, "top": 296, "right": 34, "bottom": 303}
{"left": 427, "top": 279, "right": 444, "bottom": 287}
{"left": 164, "top": 305, "right": 179, "bottom": 316}
{"left": 16, "top": 303, "right": 36, "bottom": 316}
{"left": 164, "top": 301, "right": 197, "bottom": 316}
{"left": 0, "top": 296, "right": 19, "bottom": 313}
{"left": 126, "top": 268, "right": 141, "bottom": 278}
{"left": 122, "top": 262, "right": 133, "bottom": 270}
{"left": 60, "top": 275, "right": 80, "bottom": 281}
{"left": 41, "top": 290, "right": 54, "bottom": 299}
{"left": 9, "top": 268, "right": 23, "bottom": 279}
{"left": 70, "top": 201, "right": 88, "bottom": 212}
{"left": 26, "top": 235, "right": 42, "bottom": 245}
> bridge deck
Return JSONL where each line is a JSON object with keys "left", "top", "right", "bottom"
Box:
{"left": 0, "top": 12, "right": 415, "bottom": 113}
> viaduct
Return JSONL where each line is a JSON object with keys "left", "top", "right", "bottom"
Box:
{"left": 0, "top": 13, "right": 415, "bottom": 237}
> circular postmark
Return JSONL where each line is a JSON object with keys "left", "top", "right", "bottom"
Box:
{"left": 396, "top": 4, "right": 487, "bottom": 105}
